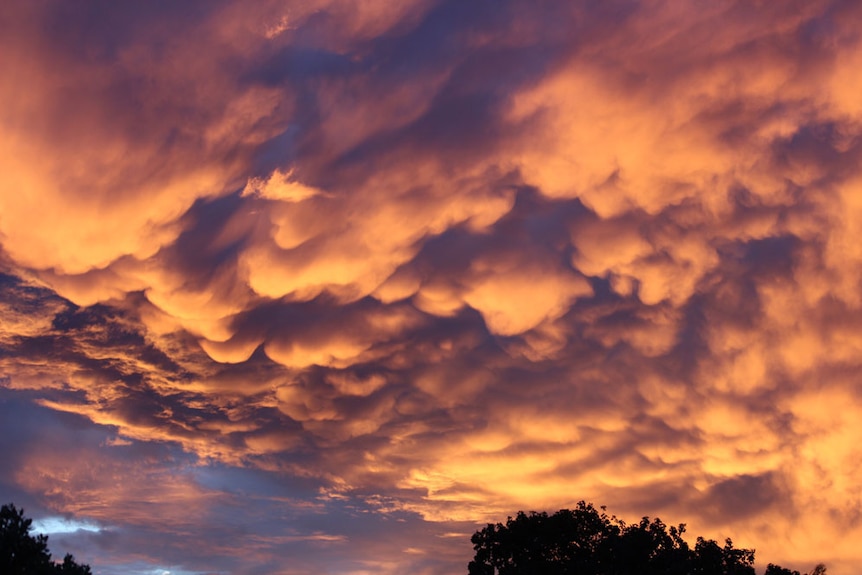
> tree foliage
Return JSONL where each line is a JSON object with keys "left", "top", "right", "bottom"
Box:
{"left": 765, "top": 564, "right": 828, "bottom": 575}
{"left": 468, "top": 501, "right": 824, "bottom": 575}
{"left": 1, "top": 503, "right": 92, "bottom": 575}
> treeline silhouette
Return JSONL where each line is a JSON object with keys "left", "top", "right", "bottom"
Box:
{"left": 468, "top": 501, "right": 825, "bottom": 575}
{"left": 2, "top": 499, "right": 829, "bottom": 575}
{"left": 1, "top": 503, "right": 91, "bottom": 575}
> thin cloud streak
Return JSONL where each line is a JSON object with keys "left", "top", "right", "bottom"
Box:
{"left": 2, "top": 1, "right": 862, "bottom": 573}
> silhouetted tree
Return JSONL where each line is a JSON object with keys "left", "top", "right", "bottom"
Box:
{"left": 765, "top": 564, "right": 827, "bottom": 575}
{"left": 468, "top": 501, "right": 823, "bottom": 575}
{"left": 614, "top": 517, "right": 690, "bottom": 575}
{"left": 689, "top": 537, "right": 754, "bottom": 575}
{"left": 468, "top": 503, "right": 622, "bottom": 575}
{"left": 765, "top": 565, "right": 800, "bottom": 575}
{"left": 0, "top": 503, "right": 91, "bottom": 575}
{"left": 55, "top": 553, "right": 92, "bottom": 575}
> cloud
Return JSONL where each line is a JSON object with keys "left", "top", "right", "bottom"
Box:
{"left": 4, "top": 1, "right": 862, "bottom": 574}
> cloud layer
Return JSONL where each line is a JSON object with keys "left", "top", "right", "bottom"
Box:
{"left": 3, "top": 1, "right": 862, "bottom": 573}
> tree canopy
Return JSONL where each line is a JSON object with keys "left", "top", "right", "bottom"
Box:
{"left": 468, "top": 501, "right": 824, "bottom": 575}
{"left": 1, "top": 503, "right": 92, "bottom": 575}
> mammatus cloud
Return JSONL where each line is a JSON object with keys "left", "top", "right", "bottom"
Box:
{"left": 3, "top": 1, "right": 862, "bottom": 574}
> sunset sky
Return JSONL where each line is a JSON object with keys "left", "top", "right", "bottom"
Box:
{"left": 2, "top": 1, "right": 862, "bottom": 574}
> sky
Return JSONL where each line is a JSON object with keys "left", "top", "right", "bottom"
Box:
{"left": 1, "top": 1, "right": 861, "bottom": 574}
